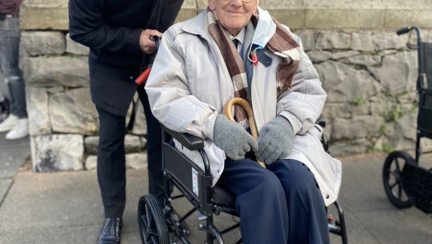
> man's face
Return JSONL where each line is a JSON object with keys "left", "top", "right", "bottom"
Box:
{"left": 209, "top": 0, "right": 258, "bottom": 36}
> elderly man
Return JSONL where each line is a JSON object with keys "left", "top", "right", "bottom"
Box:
{"left": 146, "top": 0, "right": 342, "bottom": 243}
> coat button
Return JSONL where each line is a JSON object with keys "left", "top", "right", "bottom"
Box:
{"left": 326, "top": 194, "right": 330, "bottom": 199}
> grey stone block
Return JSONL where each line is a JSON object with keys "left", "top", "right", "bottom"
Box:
{"left": 49, "top": 88, "right": 98, "bottom": 135}
{"left": 23, "top": 56, "right": 89, "bottom": 88}
{"left": 21, "top": 31, "right": 66, "bottom": 56}
{"left": 27, "top": 87, "right": 51, "bottom": 135}
{"left": 31, "top": 134, "right": 84, "bottom": 172}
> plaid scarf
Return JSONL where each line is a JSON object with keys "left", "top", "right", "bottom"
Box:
{"left": 208, "top": 10, "right": 300, "bottom": 126}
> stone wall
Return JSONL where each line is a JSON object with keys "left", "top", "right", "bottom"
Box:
{"left": 298, "top": 30, "right": 432, "bottom": 156}
{"left": 19, "top": 0, "right": 432, "bottom": 171}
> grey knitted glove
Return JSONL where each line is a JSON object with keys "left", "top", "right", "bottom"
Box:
{"left": 213, "top": 115, "right": 258, "bottom": 160}
{"left": 256, "top": 116, "right": 294, "bottom": 165}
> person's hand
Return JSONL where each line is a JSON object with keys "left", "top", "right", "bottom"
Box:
{"left": 139, "top": 29, "right": 162, "bottom": 54}
{"left": 256, "top": 116, "right": 294, "bottom": 165}
{"left": 213, "top": 115, "right": 258, "bottom": 160}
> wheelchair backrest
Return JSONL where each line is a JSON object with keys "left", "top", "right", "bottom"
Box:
{"left": 421, "top": 42, "right": 432, "bottom": 91}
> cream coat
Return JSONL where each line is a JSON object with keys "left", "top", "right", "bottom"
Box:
{"left": 146, "top": 10, "right": 342, "bottom": 206}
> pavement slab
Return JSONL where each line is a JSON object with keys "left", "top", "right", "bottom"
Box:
{"left": 0, "top": 178, "right": 12, "bottom": 205}
{"left": 0, "top": 170, "right": 146, "bottom": 244}
{"left": 0, "top": 132, "right": 30, "bottom": 179}
{"left": 337, "top": 153, "right": 432, "bottom": 244}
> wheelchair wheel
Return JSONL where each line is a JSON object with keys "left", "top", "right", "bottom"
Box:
{"left": 138, "top": 195, "right": 169, "bottom": 244}
{"left": 382, "top": 151, "right": 415, "bottom": 209}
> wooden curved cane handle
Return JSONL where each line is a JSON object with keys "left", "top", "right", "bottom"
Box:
{"left": 223, "top": 98, "right": 258, "bottom": 138}
{"left": 223, "top": 98, "right": 266, "bottom": 168}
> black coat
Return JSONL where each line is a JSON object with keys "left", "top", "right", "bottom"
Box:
{"left": 68, "top": 0, "right": 183, "bottom": 116}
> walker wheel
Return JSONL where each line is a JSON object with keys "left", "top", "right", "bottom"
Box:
{"left": 138, "top": 194, "right": 169, "bottom": 244}
{"left": 382, "top": 151, "right": 415, "bottom": 209}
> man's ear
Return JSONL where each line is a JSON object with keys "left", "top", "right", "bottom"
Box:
{"left": 208, "top": 0, "right": 215, "bottom": 11}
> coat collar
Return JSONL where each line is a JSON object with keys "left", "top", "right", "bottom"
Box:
{"left": 180, "top": 10, "right": 212, "bottom": 41}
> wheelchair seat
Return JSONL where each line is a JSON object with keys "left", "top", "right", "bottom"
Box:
{"left": 212, "top": 185, "right": 238, "bottom": 216}
{"left": 213, "top": 186, "right": 235, "bottom": 209}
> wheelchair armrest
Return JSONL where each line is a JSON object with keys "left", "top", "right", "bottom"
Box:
{"left": 161, "top": 125, "right": 204, "bottom": 150}
{"left": 316, "top": 118, "right": 326, "bottom": 128}
{"left": 315, "top": 118, "right": 329, "bottom": 152}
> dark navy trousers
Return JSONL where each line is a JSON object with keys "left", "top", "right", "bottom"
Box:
{"left": 218, "top": 158, "right": 329, "bottom": 244}
{"left": 96, "top": 87, "right": 163, "bottom": 218}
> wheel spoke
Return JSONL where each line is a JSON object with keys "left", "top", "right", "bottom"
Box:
{"left": 141, "top": 215, "right": 148, "bottom": 228}
{"left": 395, "top": 158, "right": 401, "bottom": 172}
{"left": 397, "top": 184, "right": 403, "bottom": 199}
{"left": 140, "top": 209, "right": 153, "bottom": 238}
{"left": 390, "top": 181, "right": 398, "bottom": 189}
{"left": 390, "top": 170, "right": 399, "bottom": 178}
{"left": 145, "top": 229, "right": 159, "bottom": 242}
{"left": 148, "top": 230, "right": 159, "bottom": 236}
{"left": 144, "top": 226, "right": 157, "bottom": 239}
{"left": 145, "top": 204, "right": 154, "bottom": 228}
{"left": 151, "top": 236, "right": 159, "bottom": 243}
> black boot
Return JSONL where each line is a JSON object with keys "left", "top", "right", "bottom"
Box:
{"left": 98, "top": 218, "right": 122, "bottom": 244}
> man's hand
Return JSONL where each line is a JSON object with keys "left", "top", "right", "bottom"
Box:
{"left": 256, "top": 116, "right": 294, "bottom": 165}
{"left": 213, "top": 115, "right": 258, "bottom": 160}
{"left": 139, "top": 29, "right": 162, "bottom": 54}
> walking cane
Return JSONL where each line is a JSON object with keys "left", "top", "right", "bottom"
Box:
{"left": 223, "top": 98, "right": 266, "bottom": 168}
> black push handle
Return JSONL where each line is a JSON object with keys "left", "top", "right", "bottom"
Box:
{"left": 396, "top": 27, "right": 411, "bottom": 35}
{"left": 135, "top": 35, "right": 161, "bottom": 85}
{"left": 150, "top": 35, "right": 161, "bottom": 48}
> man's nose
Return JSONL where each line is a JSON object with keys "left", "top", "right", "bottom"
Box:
{"left": 230, "top": 0, "right": 242, "bottom": 7}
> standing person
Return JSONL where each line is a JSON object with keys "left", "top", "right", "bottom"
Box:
{"left": 68, "top": 0, "right": 183, "bottom": 243}
{"left": 146, "top": 0, "right": 342, "bottom": 243}
{"left": 0, "top": 0, "right": 29, "bottom": 140}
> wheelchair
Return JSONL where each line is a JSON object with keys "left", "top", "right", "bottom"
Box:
{"left": 138, "top": 121, "right": 347, "bottom": 244}
{"left": 383, "top": 27, "right": 432, "bottom": 213}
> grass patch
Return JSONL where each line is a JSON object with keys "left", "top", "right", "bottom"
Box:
{"left": 349, "top": 97, "right": 366, "bottom": 106}
{"left": 383, "top": 108, "right": 404, "bottom": 122}
{"left": 366, "top": 143, "right": 395, "bottom": 153}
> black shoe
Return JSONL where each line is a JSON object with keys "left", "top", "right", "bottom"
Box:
{"left": 98, "top": 218, "right": 122, "bottom": 244}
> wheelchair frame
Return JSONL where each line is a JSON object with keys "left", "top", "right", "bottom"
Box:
{"left": 138, "top": 124, "right": 347, "bottom": 243}
{"left": 383, "top": 26, "right": 432, "bottom": 213}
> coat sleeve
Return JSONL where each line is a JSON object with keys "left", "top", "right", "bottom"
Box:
{"left": 68, "top": 0, "right": 142, "bottom": 54}
{"left": 277, "top": 34, "right": 327, "bottom": 135}
{"left": 0, "top": 0, "right": 20, "bottom": 14}
{"left": 145, "top": 29, "right": 218, "bottom": 139}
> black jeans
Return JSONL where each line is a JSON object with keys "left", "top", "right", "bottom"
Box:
{"left": 0, "top": 16, "right": 27, "bottom": 118}
{"left": 96, "top": 87, "right": 163, "bottom": 218}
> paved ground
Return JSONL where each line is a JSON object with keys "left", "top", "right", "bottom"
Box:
{"left": 0, "top": 132, "right": 432, "bottom": 244}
